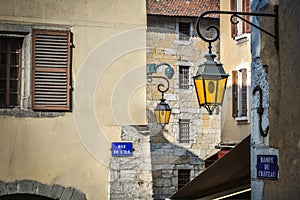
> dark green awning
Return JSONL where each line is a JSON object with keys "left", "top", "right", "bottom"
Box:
{"left": 171, "top": 135, "right": 250, "bottom": 200}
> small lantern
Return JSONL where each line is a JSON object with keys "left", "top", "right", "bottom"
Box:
{"left": 154, "top": 98, "right": 172, "bottom": 128}
{"left": 193, "top": 53, "right": 228, "bottom": 115}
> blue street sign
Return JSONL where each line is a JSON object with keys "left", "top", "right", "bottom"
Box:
{"left": 257, "top": 155, "right": 278, "bottom": 179}
{"left": 111, "top": 142, "right": 133, "bottom": 157}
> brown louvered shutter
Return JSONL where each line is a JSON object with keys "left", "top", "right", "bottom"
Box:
{"left": 241, "top": 68, "right": 247, "bottom": 116}
{"left": 243, "top": 0, "right": 251, "bottom": 33}
{"left": 231, "top": 0, "right": 238, "bottom": 38}
{"left": 32, "top": 29, "right": 71, "bottom": 111}
{"left": 232, "top": 70, "right": 238, "bottom": 117}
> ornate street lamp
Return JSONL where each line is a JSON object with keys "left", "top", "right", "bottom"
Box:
{"left": 147, "top": 63, "right": 174, "bottom": 128}
{"left": 193, "top": 19, "right": 229, "bottom": 115}
{"left": 154, "top": 90, "right": 172, "bottom": 128}
{"left": 194, "top": 6, "right": 278, "bottom": 115}
{"left": 193, "top": 54, "right": 228, "bottom": 115}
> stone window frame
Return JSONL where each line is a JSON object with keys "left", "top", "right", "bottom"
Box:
{"left": 175, "top": 20, "right": 193, "bottom": 45}
{"left": 175, "top": 61, "right": 194, "bottom": 93}
{"left": 0, "top": 24, "right": 72, "bottom": 117}
{"left": 179, "top": 65, "right": 190, "bottom": 89}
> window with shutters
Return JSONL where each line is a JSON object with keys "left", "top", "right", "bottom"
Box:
{"left": 179, "top": 66, "right": 189, "bottom": 89}
{"left": 231, "top": 0, "right": 251, "bottom": 39}
{"left": 232, "top": 68, "right": 248, "bottom": 121}
{"left": 179, "top": 119, "right": 190, "bottom": 143}
{"left": 0, "top": 27, "right": 72, "bottom": 115}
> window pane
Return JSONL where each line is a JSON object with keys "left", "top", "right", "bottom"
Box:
{"left": 0, "top": 67, "right": 6, "bottom": 78}
{"left": 10, "top": 80, "right": 18, "bottom": 92}
{"left": 0, "top": 80, "right": 6, "bottom": 92}
{"left": 1, "top": 53, "right": 6, "bottom": 65}
{"left": 0, "top": 94, "right": 5, "bottom": 107}
{"left": 9, "top": 93, "right": 18, "bottom": 106}
{"left": 10, "top": 53, "right": 19, "bottom": 65}
{"left": 10, "top": 67, "right": 19, "bottom": 78}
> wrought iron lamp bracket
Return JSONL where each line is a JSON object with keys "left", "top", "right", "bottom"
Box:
{"left": 253, "top": 86, "right": 269, "bottom": 137}
{"left": 147, "top": 63, "right": 174, "bottom": 98}
{"left": 147, "top": 75, "right": 170, "bottom": 99}
{"left": 196, "top": 5, "right": 279, "bottom": 51}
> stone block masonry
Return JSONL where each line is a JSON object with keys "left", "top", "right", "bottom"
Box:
{"left": 109, "top": 126, "right": 153, "bottom": 200}
{"left": 0, "top": 180, "right": 86, "bottom": 200}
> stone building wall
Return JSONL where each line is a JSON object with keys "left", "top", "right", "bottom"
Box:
{"left": 251, "top": 0, "right": 300, "bottom": 199}
{"left": 109, "top": 126, "right": 153, "bottom": 200}
{"left": 147, "top": 15, "right": 221, "bottom": 199}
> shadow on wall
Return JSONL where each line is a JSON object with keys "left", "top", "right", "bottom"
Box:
{"left": 148, "top": 111, "right": 204, "bottom": 200}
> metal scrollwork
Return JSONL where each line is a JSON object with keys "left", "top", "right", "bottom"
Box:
{"left": 196, "top": 5, "right": 279, "bottom": 50}
{"left": 147, "top": 63, "right": 174, "bottom": 98}
{"left": 253, "top": 86, "right": 269, "bottom": 137}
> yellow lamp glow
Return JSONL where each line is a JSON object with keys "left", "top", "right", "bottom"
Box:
{"left": 193, "top": 54, "right": 228, "bottom": 115}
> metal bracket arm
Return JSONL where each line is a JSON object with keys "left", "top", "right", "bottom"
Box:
{"left": 196, "top": 5, "right": 279, "bottom": 51}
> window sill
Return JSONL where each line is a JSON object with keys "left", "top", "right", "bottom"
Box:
{"left": 235, "top": 33, "right": 250, "bottom": 44}
{"left": 235, "top": 116, "right": 249, "bottom": 125}
{"left": 174, "top": 39, "right": 192, "bottom": 45}
{"left": 178, "top": 88, "right": 192, "bottom": 93}
{"left": 0, "top": 108, "right": 66, "bottom": 117}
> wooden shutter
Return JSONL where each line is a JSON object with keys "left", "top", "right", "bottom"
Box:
{"left": 243, "top": 0, "right": 251, "bottom": 33}
{"left": 232, "top": 70, "right": 238, "bottom": 117}
{"left": 241, "top": 69, "right": 247, "bottom": 116}
{"left": 230, "top": 0, "right": 238, "bottom": 38}
{"left": 32, "top": 29, "right": 71, "bottom": 111}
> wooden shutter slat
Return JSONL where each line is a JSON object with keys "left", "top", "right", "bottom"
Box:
{"left": 32, "top": 29, "right": 71, "bottom": 110}
{"left": 231, "top": 0, "right": 238, "bottom": 38}
{"left": 241, "top": 69, "right": 247, "bottom": 116}
{"left": 232, "top": 70, "right": 238, "bottom": 117}
{"left": 242, "top": 0, "right": 251, "bottom": 33}
{"left": 245, "top": 0, "right": 251, "bottom": 33}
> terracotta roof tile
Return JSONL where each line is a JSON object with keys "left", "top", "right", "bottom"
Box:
{"left": 147, "top": 0, "right": 220, "bottom": 17}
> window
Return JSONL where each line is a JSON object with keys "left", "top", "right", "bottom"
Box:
{"left": 178, "top": 170, "right": 190, "bottom": 190}
{"left": 179, "top": 119, "right": 190, "bottom": 143}
{"left": 0, "top": 28, "right": 72, "bottom": 112}
{"left": 232, "top": 69, "right": 248, "bottom": 119}
{"left": 179, "top": 66, "right": 189, "bottom": 89}
{"left": 0, "top": 38, "right": 22, "bottom": 108}
{"left": 179, "top": 23, "right": 190, "bottom": 41}
{"left": 231, "top": 0, "right": 250, "bottom": 38}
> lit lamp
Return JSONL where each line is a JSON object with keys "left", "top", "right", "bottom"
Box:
{"left": 154, "top": 97, "right": 172, "bottom": 128}
{"left": 147, "top": 63, "right": 174, "bottom": 128}
{"left": 193, "top": 53, "right": 228, "bottom": 115}
{"left": 193, "top": 5, "right": 279, "bottom": 115}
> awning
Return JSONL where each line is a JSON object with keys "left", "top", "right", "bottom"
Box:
{"left": 171, "top": 135, "right": 250, "bottom": 200}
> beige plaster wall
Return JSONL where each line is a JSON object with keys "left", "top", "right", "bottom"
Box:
{"left": 0, "top": 0, "right": 146, "bottom": 199}
{"left": 219, "top": 0, "right": 251, "bottom": 143}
